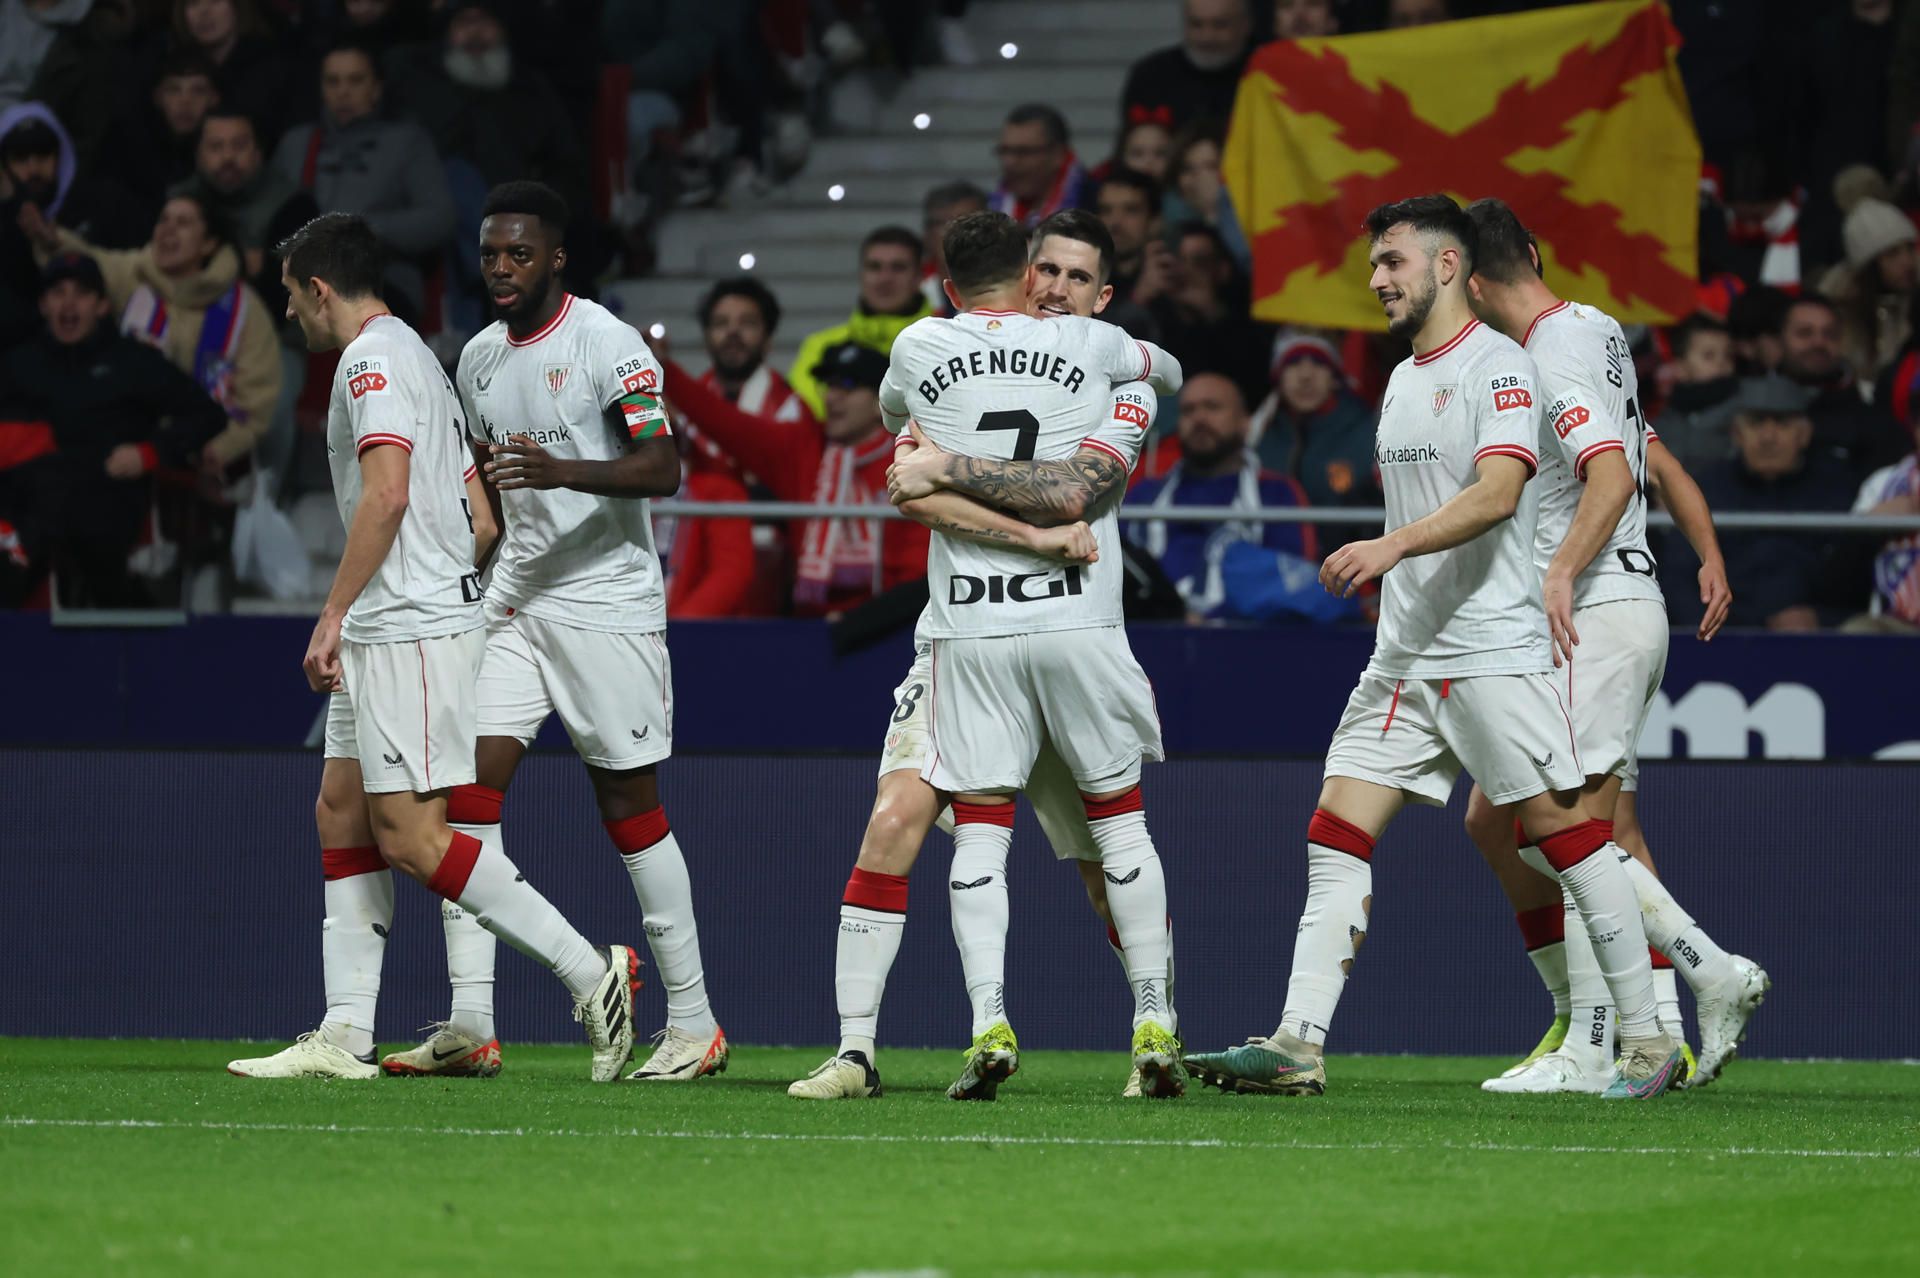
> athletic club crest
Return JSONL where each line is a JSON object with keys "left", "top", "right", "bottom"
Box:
{"left": 1432, "top": 385, "right": 1456, "bottom": 415}
{"left": 985, "top": 319, "right": 1002, "bottom": 331}
{"left": 544, "top": 364, "right": 572, "bottom": 396}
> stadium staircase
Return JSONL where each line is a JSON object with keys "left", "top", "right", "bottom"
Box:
{"left": 605, "top": 0, "right": 1170, "bottom": 376}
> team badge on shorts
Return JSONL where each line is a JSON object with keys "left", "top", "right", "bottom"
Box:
{"left": 1432, "top": 385, "right": 1455, "bottom": 415}
{"left": 544, "top": 364, "right": 572, "bottom": 396}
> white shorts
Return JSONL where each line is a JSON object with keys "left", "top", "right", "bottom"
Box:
{"left": 880, "top": 645, "right": 1101, "bottom": 861}
{"left": 1563, "top": 598, "right": 1669, "bottom": 791}
{"left": 324, "top": 628, "right": 485, "bottom": 794}
{"left": 1324, "top": 668, "right": 1585, "bottom": 808}
{"left": 474, "top": 605, "right": 673, "bottom": 770}
{"left": 923, "top": 626, "right": 1164, "bottom": 797}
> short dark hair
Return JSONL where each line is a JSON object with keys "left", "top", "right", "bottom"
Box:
{"left": 1671, "top": 313, "right": 1729, "bottom": 360}
{"left": 1463, "top": 197, "right": 1540, "bottom": 284}
{"left": 0, "top": 116, "right": 59, "bottom": 162}
{"left": 198, "top": 108, "right": 259, "bottom": 140}
{"left": 163, "top": 188, "right": 231, "bottom": 249}
{"left": 923, "top": 180, "right": 989, "bottom": 216}
{"left": 699, "top": 276, "right": 781, "bottom": 333}
{"left": 1364, "top": 194, "right": 1476, "bottom": 276}
{"left": 943, "top": 211, "right": 1031, "bottom": 295}
{"left": 1726, "top": 285, "right": 1791, "bottom": 341}
{"left": 321, "top": 41, "right": 382, "bottom": 79}
{"left": 1004, "top": 103, "right": 1069, "bottom": 148}
{"left": 156, "top": 48, "right": 218, "bottom": 84}
{"left": 1173, "top": 219, "right": 1230, "bottom": 261}
{"left": 861, "top": 225, "right": 923, "bottom": 262}
{"left": 276, "top": 212, "right": 385, "bottom": 300}
{"left": 481, "top": 180, "right": 570, "bottom": 242}
{"left": 1097, "top": 167, "right": 1162, "bottom": 218}
{"left": 1031, "top": 208, "right": 1116, "bottom": 285}
{"left": 1780, "top": 292, "right": 1839, "bottom": 333}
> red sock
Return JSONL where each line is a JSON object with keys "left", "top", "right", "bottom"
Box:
{"left": 447, "top": 784, "right": 503, "bottom": 825}
{"left": 606, "top": 807, "right": 671, "bottom": 854}
{"left": 426, "top": 830, "right": 485, "bottom": 900}
{"left": 1649, "top": 946, "right": 1674, "bottom": 970}
{"left": 1307, "top": 808, "right": 1375, "bottom": 861}
{"left": 844, "top": 866, "right": 908, "bottom": 913}
{"left": 321, "top": 845, "right": 385, "bottom": 880}
{"left": 1515, "top": 904, "right": 1565, "bottom": 951}
{"left": 1536, "top": 820, "right": 1609, "bottom": 872}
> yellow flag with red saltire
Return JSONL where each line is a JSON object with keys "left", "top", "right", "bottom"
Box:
{"left": 1223, "top": 0, "right": 1701, "bottom": 330}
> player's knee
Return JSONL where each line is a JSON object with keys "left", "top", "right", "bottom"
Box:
{"left": 859, "top": 804, "right": 927, "bottom": 873}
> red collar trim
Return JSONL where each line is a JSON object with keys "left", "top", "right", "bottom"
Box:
{"left": 355, "top": 311, "right": 391, "bottom": 337}
{"left": 1412, "top": 318, "right": 1479, "bottom": 365}
{"left": 1521, "top": 300, "right": 1570, "bottom": 349}
{"left": 506, "top": 293, "right": 574, "bottom": 347}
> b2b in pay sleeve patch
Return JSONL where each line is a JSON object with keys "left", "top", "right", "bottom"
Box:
{"left": 346, "top": 356, "right": 390, "bottom": 399}
{"left": 1488, "top": 372, "right": 1533, "bottom": 414}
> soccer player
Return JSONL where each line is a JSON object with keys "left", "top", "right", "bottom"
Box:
{"left": 378, "top": 182, "right": 727, "bottom": 1083}
{"left": 1459, "top": 198, "right": 1769, "bottom": 1094}
{"left": 228, "top": 213, "right": 638, "bottom": 1082}
{"left": 882, "top": 211, "right": 1185, "bottom": 1099}
{"left": 1183, "top": 195, "right": 1683, "bottom": 1100}
{"left": 787, "top": 210, "right": 1185, "bottom": 1102}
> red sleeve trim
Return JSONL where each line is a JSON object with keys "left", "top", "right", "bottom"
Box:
{"left": 1079, "top": 437, "right": 1130, "bottom": 468}
{"left": 1574, "top": 439, "right": 1625, "bottom": 481}
{"left": 1136, "top": 340, "right": 1151, "bottom": 381}
{"left": 462, "top": 463, "right": 478, "bottom": 481}
{"left": 1646, "top": 428, "right": 1660, "bottom": 443}
{"left": 1473, "top": 443, "right": 1537, "bottom": 477}
{"left": 357, "top": 433, "right": 414, "bottom": 456}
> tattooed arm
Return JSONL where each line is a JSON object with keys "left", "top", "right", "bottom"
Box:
{"left": 897, "top": 490, "right": 1099, "bottom": 561}
{"left": 888, "top": 428, "right": 1129, "bottom": 524}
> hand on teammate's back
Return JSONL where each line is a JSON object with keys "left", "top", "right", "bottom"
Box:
{"left": 886, "top": 424, "right": 946, "bottom": 504}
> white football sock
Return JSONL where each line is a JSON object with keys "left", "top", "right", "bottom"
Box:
{"left": 620, "top": 829, "right": 716, "bottom": 1037}
{"left": 1560, "top": 891, "right": 1616, "bottom": 1071}
{"left": 441, "top": 896, "right": 497, "bottom": 1042}
{"left": 836, "top": 867, "right": 908, "bottom": 1060}
{"left": 1107, "top": 917, "right": 1180, "bottom": 1036}
{"left": 1652, "top": 962, "right": 1683, "bottom": 1040}
{"left": 949, "top": 804, "right": 1014, "bottom": 1037}
{"left": 1085, "top": 805, "right": 1172, "bottom": 1031}
{"left": 1616, "top": 852, "right": 1738, "bottom": 994}
{"left": 320, "top": 847, "right": 392, "bottom": 1059}
{"left": 1515, "top": 900, "right": 1572, "bottom": 1019}
{"left": 1539, "top": 825, "right": 1661, "bottom": 1040}
{"left": 1279, "top": 812, "right": 1376, "bottom": 1048}
{"left": 432, "top": 833, "right": 607, "bottom": 1000}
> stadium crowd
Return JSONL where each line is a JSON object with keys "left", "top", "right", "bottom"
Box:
{"left": 1, "top": 0, "right": 1918, "bottom": 633}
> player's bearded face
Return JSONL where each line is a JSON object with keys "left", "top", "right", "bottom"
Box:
{"left": 1379, "top": 258, "right": 1437, "bottom": 339}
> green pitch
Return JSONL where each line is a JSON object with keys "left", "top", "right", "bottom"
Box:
{"left": 2, "top": 1039, "right": 1915, "bottom": 1277}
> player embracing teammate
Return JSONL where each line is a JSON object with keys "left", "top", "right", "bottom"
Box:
{"left": 1185, "top": 196, "right": 1684, "bottom": 1100}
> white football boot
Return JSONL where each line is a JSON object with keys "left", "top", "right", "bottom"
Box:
{"left": 380, "top": 1024, "right": 502, "bottom": 1078}
{"left": 627, "top": 1025, "right": 729, "bottom": 1081}
{"left": 573, "top": 944, "right": 642, "bottom": 1082}
{"left": 787, "top": 1050, "right": 883, "bottom": 1099}
{"left": 1688, "top": 957, "right": 1770, "bottom": 1088}
{"left": 227, "top": 1031, "right": 379, "bottom": 1080}
{"left": 1480, "top": 1046, "right": 1611, "bottom": 1095}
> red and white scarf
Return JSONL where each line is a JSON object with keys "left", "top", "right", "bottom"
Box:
{"left": 793, "top": 434, "right": 892, "bottom": 607}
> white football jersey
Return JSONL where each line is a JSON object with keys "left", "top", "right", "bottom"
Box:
{"left": 879, "top": 309, "right": 1166, "bottom": 639}
{"left": 1524, "top": 301, "right": 1664, "bottom": 608}
{"left": 326, "top": 313, "right": 481, "bottom": 644}
{"left": 1370, "top": 319, "right": 1553, "bottom": 678}
{"left": 458, "top": 293, "right": 671, "bottom": 634}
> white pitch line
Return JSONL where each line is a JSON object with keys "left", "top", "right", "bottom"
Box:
{"left": 3, "top": 1116, "right": 1914, "bottom": 1161}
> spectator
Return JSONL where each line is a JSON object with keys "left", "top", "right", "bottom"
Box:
{"left": 989, "top": 103, "right": 1093, "bottom": 230}
{"left": 660, "top": 340, "right": 928, "bottom": 615}
{"left": 919, "top": 179, "right": 988, "bottom": 317}
{"left": 1118, "top": 0, "right": 1253, "bottom": 140}
{"left": 786, "top": 225, "right": 932, "bottom": 421}
{"left": 1652, "top": 313, "right": 1741, "bottom": 469}
{"left": 1848, "top": 390, "right": 1920, "bottom": 632}
{"left": 1817, "top": 188, "right": 1916, "bottom": 382}
{"left": 1128, "top": 372, "right": 1326, "bottom": 622}
{"left": 1161, "top": 120, "right": 1250, "bottom": 269}
{"left": 21, "top": 189, "right": 281, "bottom": 477}
{"left": 315, "top": 0, "right": 434, "bottom": 64}
{"left": 1661, "top": 375, "right": 1865, "bottom": 630}
{"left": 1095, "top": 167, "right": 1173, "bottom": 320}
{"left": 168, "top": 0, "right": 290, "bottom": 151}
{"left": 0, "top": 0, "right": 93, "bottom": 114}
{"left": 180, "top": 109, "right": 315, "bottom": 280}
{"left": 658, "top": 443, "right": 757, "bottom": 619}
{"left": 1797, "top": 0, "right": 1898, "bottom": 272}
{"left": 1777, "top": 292, "right": 1910, "bottom": 474}
{"left": 657, "top": 275, "right": 812, "bottom": 481}
{"left": 0, "top": 253, "right": 224, "bottom": 606}
{"left": 113, "top": 50, "right": 219, "bottom": 213}
{"left": 1727, "top": 283, "right": 1790, "bottom": 374}
{"left": 1150, "top": 221, "right": 1270, "bottom": 410}
{"left": 1274, "top": 0, "right": 1337, "bottom": 39}
{"left": 0, "top": 102, "right": 148, "bottom": 250}
{"left": 1387, "top": 0, "right": 1449, "bottom": 26}
{"left": 1111, "top": 117, "right": 1173, "bottom": 185}
{"left": 272, "top": 42, "right": 454, "bottom": 321}
{"left": 1253, "top": 332, "right": 1381, "bottom": 547}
